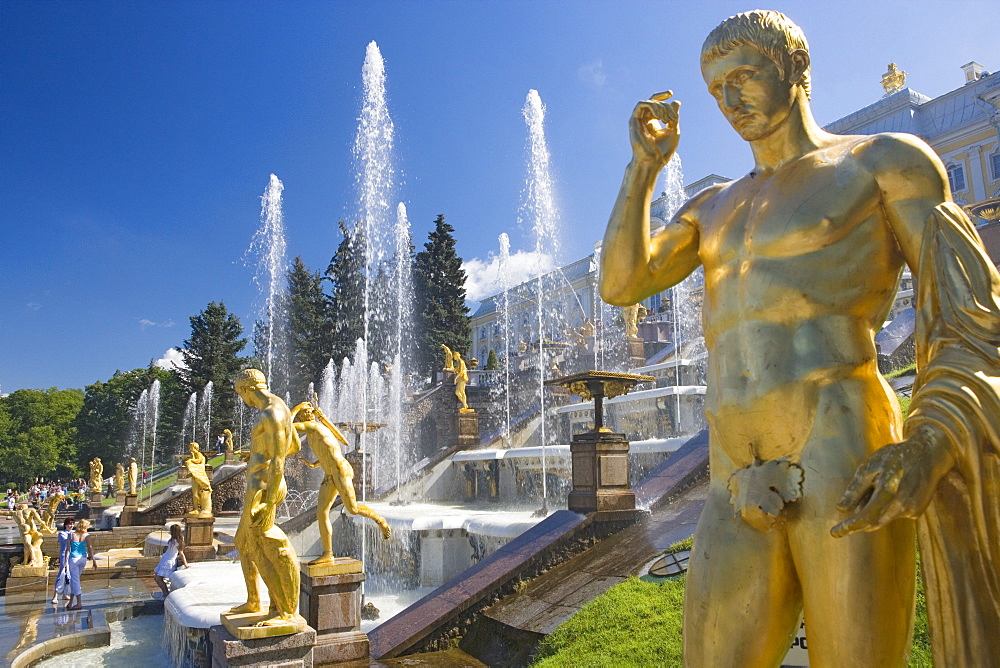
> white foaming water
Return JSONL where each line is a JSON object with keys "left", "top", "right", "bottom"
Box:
{"left": 180, "top": 391, "right": 197, "bottom": 452}
{"left": 147, "top": 379, "right": 161, "bottom": 467}
{"left": 248, "top": 173, "right": 290, "bottom": 393}
{"left": 35, "top": 615, "right": 170, "bottom": 668}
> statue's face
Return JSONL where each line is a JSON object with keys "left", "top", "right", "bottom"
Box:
{"left": 702, "top": 44, "right": 794, "bottom": 142}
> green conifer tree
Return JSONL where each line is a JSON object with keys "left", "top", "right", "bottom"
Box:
{"left": 287, "top": 257, "right": 334, "bottom": 397}
{"left": 326, "top": 221, "right": 366, "bottom": 365}
{"left": 413, "top": 215, "right": 471, "bottom": 378}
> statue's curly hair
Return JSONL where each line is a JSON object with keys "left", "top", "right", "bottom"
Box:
{"left": 701, "top": 10, "right": 811, "bottom": 100}
{"left": 235, "top": 368, "right": 268, "bottom": 391}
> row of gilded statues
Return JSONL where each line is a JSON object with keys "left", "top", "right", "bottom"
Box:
{"left": 86, "top": 456, "right": 139, "bottom": 497}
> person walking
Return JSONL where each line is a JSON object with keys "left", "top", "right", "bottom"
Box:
{"left": 62, "top": 519, "right": 97, "bottom": 609}
{"left": 153, "top": 523, "right": 188, "bottom": 598}
{"left": 51, "top": 518, "right": 74, "bottom": 604}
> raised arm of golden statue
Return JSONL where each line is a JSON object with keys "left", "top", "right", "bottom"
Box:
{"left": 601, "top": 10, "right": 1000, "bottom": 666}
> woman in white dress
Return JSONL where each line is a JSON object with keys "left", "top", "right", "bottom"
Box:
{"left": 154, "top": 523, "right": 189, "bottom": 598}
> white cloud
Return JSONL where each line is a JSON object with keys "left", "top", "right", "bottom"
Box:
{"left": 463, "top": 250, "right": 555, "bottom": 303}
{"left": 139, "top": 318, "right": 176, "bottom": 330}
{"left": 578, "top": 59, "right": 607, "bottom": 87}
{"left": 155, "top": 348, "right": 187, "bottom": 371}
{"left": 26, "top": 302, "right": 41, "bottom": 311}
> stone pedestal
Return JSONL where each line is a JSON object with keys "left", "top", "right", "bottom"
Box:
{"left": 299, "top": 558, "right": 369, "bottom": 665}
{"left": 184, "top": 516, "right": 217, "bottom": 562}
{"left": 6, "top": 565, "right": 48, "bottom": 593}
{"left": 119, "top": 495, "right": 140, "bottom": 526}
{"left": 125, "top": 493, "right": 138, "bottom": 506}
{"left": 177, "top": 466, "right": 191, "bottom": 483}
{"left": 453, "top": 411, "right": 480, "bottom": 450}
{"left": 344, "top": 451, "right": 373, "bottom": 498}
{"left": 89, "top": 491, "right": 104, "bottom": 507}
{"left": 225, "top": 452, "right": 240, "bottom": 465}
{"left": 210, "top": 622, "right": 314, "bottom": 667}
{"left": 115, "top": 491, "right": 127, "bottom": 505}
{"left": 568, "top": 430, "right": 636, "bottom": 515}
{"left": 626, "top": 336, "right": 646, "bottom": 368}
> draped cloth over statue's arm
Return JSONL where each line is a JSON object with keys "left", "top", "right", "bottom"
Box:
{"left": 905, "top": 202, "right": 1000, "bottom": 666}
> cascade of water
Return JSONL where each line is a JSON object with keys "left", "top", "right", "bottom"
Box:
{"left": 522, "top": 89, "right": 561, "bottom": 511}
{"left": 181, "top": 393, "right": 197, "bottom": 452}
{"left": 148, "top": 380, "right": 161, "bottom": 468}
{"left": 498, "top": 233, "right": 513, "bottom": 447}
{"left": 250, "top": 174, "right": 290, "bottom": 393}
{"left": 199, "top": 381, "right": 214, "bottom": 447}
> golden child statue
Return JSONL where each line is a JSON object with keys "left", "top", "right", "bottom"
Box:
{"left": 185, "top": 442, "right": 213, "bottom": 518}
{"left": 128, "top": 457, "right": 138, "bottom": 496}
{"left": 229, "top": 368, "right": 306, "bottom": 632}
{"left": 40, "top": 493, "right": 65, "bottom": 532}
{"left": 600, "top": 10, "right": 1000, "bottom": 666}
{"left": 291, "top": 401, "right": 391, "bottom": 566}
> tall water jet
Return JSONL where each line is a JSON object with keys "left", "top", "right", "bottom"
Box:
{"left": 181, "top": 393, "right": 197, "bottom": 451}
{"left": 498, "top": 233, "right": 513, "bottom": 447}
{"left": 133, "top": 389, "right": 149, "bottom": 497}
{"left": 199, "top": 381, "right": 214, "bottom": 447}
{"left": 249, "top": 173, "right": 290, "bottom": 394}
{"left": 147, "top": 379, "right": 161, "bottom": 468}
{"left": 388, "top": 203, "right": 413, "bottom": 497}
{"left": 522, "top": 89, "right": 561, "bottom": 512}
{"left": 317, "top": 359, "right": 338, "bottom": 417}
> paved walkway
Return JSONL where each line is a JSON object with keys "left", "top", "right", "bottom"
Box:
{"left": 0, "top": 577, "right": 159, "bottom": 667}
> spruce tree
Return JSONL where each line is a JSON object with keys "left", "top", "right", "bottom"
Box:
{"left": 179, "top": 301, "right": 247, "bottom": 436}
{"left": 287, "top": 256, "right": 334, "bottom": 397}
{"left": 326, "top": 221, "right": 366, "bottom": 365}
{"left": 413, "top": 215, "right": 471, "bottom": 378}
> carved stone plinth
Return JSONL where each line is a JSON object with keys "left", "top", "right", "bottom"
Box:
{"left": 11, "top": 563, "right": 48, "bottom": 578}
{"left": 626, "top": 336, "right": 646, "bottom": 367}
{"left": 567, "top": 430, "right": 636, "bottom": 515}
{"left": 90, "top": 491, "right": 104, "bottom": 507}
{"left": 125, "top": 493, "right": 137, "bottom": 507}
{"left": 6, "top": 570, "right": 48, "bottom": 592}
{"left": 299, "top": 558, "right": 369, "bottom": 665}
{"left": 219, "top": 610, "right": 309, "bottom": 641}
{"left": 119, "top": 495, "right": 140, "bottom": 526}
{"left": 453, "top": 411, "right": 480, "bottom": 450}
{"left": 115, "top": 491, "right": 127, "bottom": 505}
{"left": 184, "top": 516, "right": 216, "bottom": 562}
{"left": 211, "top": 621, "right": 314, "bottom": 667}
{"left": 177, "top": 466, "right": 191, "bottom": 483}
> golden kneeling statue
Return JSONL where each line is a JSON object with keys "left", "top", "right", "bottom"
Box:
{"left": 601, "top": 10, "right": 1000, "bottom": 665}
{"left": 185, "top": 442, "right": 213, "bottom": 518}
{"left": 229, "top": 368, "right": 306, "bottom": 632}
{"left": 1, "top": 504, "right": 52, "bottom": 569}
{"left": 291, "top": 401, "right": 390, "bottom": 566}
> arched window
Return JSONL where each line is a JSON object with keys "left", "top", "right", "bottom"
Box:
{"left": 947, "top": 163, "right": 966, "bottom": 193}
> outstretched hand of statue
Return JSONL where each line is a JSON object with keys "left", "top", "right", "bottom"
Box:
{"left": 630, "top": 91, "right": 680, "bottom": 167}
{"left": 831, "top": 427, "right": 954, "bottom": 538}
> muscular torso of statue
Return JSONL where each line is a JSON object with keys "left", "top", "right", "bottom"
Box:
{"left": 697, "top": 136, "right": 903, "bottom": 473}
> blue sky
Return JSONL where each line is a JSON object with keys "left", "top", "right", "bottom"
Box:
{"left": 2, "top": 1, "right": 997, "bottom": 392}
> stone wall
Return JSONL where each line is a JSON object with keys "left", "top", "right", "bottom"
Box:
{"left": 131, "top": 466, "right": 246, "bottom": 526}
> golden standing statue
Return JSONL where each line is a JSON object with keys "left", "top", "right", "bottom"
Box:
{"left": 291, "top": 402, "right": 391, "bottom": 566}
{"left": 185, "top": 442, "right": 213, "bottom": 518}
{"left": 229, "top": 369, "right": 306, "bottom": 632}
{"left": 114, "top": 463, "right": 126, "bottom": 495}
{"left": 440, "top": 344, "right": 456, "bottom": 372}
{"left": 452, "top": 351, "right": 473, "bottom": 413}
{"left": 223, "top": 428, "right": 234, "bottom": 453}
{"left": 88, "top": 457, "right": 103, "bottom": 492}
{"left": 40, "top": 493, "right": 65, "bottom": 532}
{"left": 600, "top": 10, "right": 1000, "bottom": 666}
{"left": 128, "top": 457, "right": 138, "bottom": 496}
